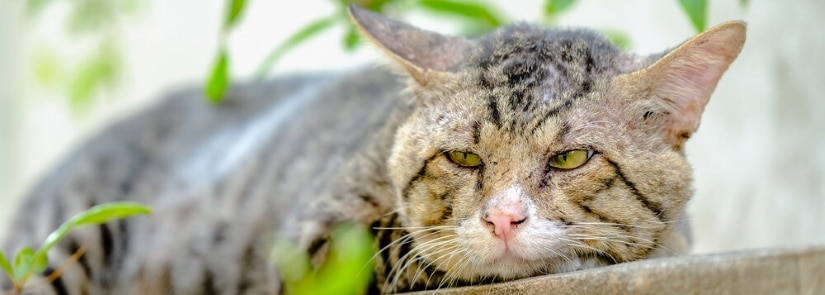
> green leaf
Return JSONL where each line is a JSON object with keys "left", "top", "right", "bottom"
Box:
{"left": 12, "top": 247, "right": 36, "bottom": 282}
{"left": 255, "top": 16, "right": 338, "bottom": 78}
{"left": 39, "top": 202, "right": 152, "bottom": 257}
{"left": 418, "top": 0, "right": 504, "bottom": 28}
{"left": 678, "top": 0, "right": 707, "bottom": 32}
{"left": 739, "top": 0, "right": 748, "bottom": 8}
{"left": 120, "top": 0, "right": 144, "bottom": 15}
{"left": 30, "top": 252, "right": 48, "bottom": 276}
{"left": 13, "top": 246, "right": 47, "bottom": 283}
{"left": 342, "top": 25, "right": 361, "bottom": 52}
{"left": 69, "top": 42, "right": 121, "bottom": 113}
{"left": 31, "top": 47, "right": 63, "bottom": 90}
{"left": 271, "top": 238, "right": 312, "bottom": 283}
{"left": 204, "top": 49, "right": 230, "bottom": 104}
{"left": 363, "top": 0, "right": 395, "bottom": 11}
{"left": 276, "top": 222, "right": 375, "bottom": 295}
{"left": 602, "top": 29, "right": 632, "bottom": 50}
{"left": 68, "top": 0, "right": 115, "bottom": 35}
{"left": 224, "top": 0, "right": 247, "bottom": 30}
{"left": 545, "top": 0, "right": 577, "bottom": 17}
{"left": 67, "top": 202, "right": 152, "bottom": 225}
{"left": 24, "top": 0, "right": 54, "bottom": 17}
{"left": 315, "top": 222, "right": 374, "bottom": 294}
{"left": 0, "top": 250, "right": 12, "bottom": 280}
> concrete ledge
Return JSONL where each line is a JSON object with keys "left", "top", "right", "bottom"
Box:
{"left": 413, "top": 246, "right": 825, "bottom": 294}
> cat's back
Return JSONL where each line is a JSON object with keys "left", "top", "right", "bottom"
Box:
{"left": 1, "top": 67, "right": 405, "bottom": 293}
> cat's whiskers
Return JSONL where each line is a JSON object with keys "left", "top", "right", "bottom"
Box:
{"left": 374, "top": 225, "right": 457, "bottom": 231}
{"left": 567, "top": 232, "right": 672, "bottom": 253}
{"left": 404, "top": 243, "right": 457, "bottom": 292}
{"left": 432, "top": 242, "right": 473, "bottom": 291}
{"left": 568, "top": 221, "right": 676, "bottom": 229}
{"left": 444, "top": 254, "right": 472, "bottom": 290}
{"left": 557, "top": 237, "right": 601, "bottom": 253}
{"left": 386, "top": 234, "right": 441, "bottom": 288}
{"left": 531, "top": 240, "right": 575, "bottom": 264}
{"left": 374, "top": 227, "right": 447, "bottom": 291}
{"left": 419, "top": 244, "right": 460, "bottom": 291}
{"left": 388, "top": 232, "right": 457, "bottom": 292}
{"left": 556, "top": 220, "right": 681, "bottom": 261}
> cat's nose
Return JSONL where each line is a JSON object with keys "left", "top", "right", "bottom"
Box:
{"left": 483, "top": 203, "right": 528, "bottom": 240}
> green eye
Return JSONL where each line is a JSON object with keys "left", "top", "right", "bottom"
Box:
{"left": 549, "top": 149, "right": 593, "bottom": 170}
{"left": 447, "top": 151, "right": 483, "bottom": 167}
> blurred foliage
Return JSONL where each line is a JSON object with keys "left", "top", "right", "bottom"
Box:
{"left": 272, "top": 222, "right": 375, "bottom": 295}
{"left": 1, "top": 202, "right": 151, "bottom": 293}
{"left": 678, "top": 0, "right": 708, "bottom": 32}
{"left": 208, "top": 0, "right": 647, "bottom": 103}
{"left": 23, "top": 0, "right": 735, "bottom": 107}
{"left": 25, "top": 0, "right": 142, "bottom": 115}
{"left": 544, "top": 0, "right": 578, "bottom": 22}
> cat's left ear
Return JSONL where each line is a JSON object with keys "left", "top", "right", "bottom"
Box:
{"left": 627, "top": 21, "right": 746, "bottom": 148}
{"left": 348, "top": 5, "right": 473, "bottom": 86}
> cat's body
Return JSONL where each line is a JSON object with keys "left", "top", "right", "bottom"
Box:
{"left": 1, "top": 6, "right": 745, "bottom": 294}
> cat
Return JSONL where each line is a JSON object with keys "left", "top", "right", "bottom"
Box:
{"left": 0, "top": 5, "right": 745, "bottom": 294}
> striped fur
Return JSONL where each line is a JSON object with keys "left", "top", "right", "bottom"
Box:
{"left": 1, "top": 6, "right": 745, "bottom": 294}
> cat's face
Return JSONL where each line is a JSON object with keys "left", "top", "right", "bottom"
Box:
{"left": 350, "top": 5, "right": 745, "bottom": 288}
{"left": 387, "top": 50, "right": 692, "bottom": 281}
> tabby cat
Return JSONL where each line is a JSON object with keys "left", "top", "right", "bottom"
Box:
{"left": 1, "top": 5, "right": 745, "bottom": 294}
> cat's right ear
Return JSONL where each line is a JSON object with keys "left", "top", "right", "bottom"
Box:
{"left": 623, "top": 21, "right": 746, "bottom": 149}
{"left": 348, "top": 5, "right": 473, "bottom": 87}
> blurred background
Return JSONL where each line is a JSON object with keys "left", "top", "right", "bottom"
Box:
{"left": 0, "top": 0, "right": 822, "bottom": 253}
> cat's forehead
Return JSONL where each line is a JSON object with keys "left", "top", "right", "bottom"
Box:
{"left": 470, "top": 24, "right": 622, "bottom": 95}
{"left": 441, "top": 25, "right": 624, "bottom": 136}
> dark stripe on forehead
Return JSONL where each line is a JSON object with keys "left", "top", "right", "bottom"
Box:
{"left": 472, "top": 120, "right": 481, "bottom": 144}
{"left": 487, "top": 98, "right": 502, "bottom": 128}
{"left": 556, "top": 121, "right": 571, "bottom": 143}
{"left": 606, "top": 159, "right": 666, "bottom": 220}
{"left": 530, "top": 98, "right": 574, "bottom": 134}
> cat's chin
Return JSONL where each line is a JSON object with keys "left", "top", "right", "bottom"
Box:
{"left": 439, "top": 255, "right": 585, "bottom": 284}
{"left": 463, "top": 253, "right": 612, "bottom": 284}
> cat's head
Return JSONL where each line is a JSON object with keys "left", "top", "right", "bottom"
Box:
{"left": 350, "top": 5, "right": 745, "bottom": 286}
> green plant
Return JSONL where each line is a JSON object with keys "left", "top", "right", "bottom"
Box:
{"left": 25, "top": 0, "right": 143, "bottom": 115}
{"left": 21, "top": 0, "right": 729, "bottom": 107}
{"left": 205, "top": 0, "right": 512, "bottom": 103}
{"left": 272, "top": 222, "right": 375, "bottom": 295}
{"left": 0, "top": 201, "right": 151, "bottom": 293}
{"left": 203, "top": 0, "right": 732, "bottom": 103}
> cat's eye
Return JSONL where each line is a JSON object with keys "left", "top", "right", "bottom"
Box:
{"left": 446, "top": 151, "right": 483, "bottom": 167}
{"left": 549, "top": 149, "right": 593, "bottom": 170}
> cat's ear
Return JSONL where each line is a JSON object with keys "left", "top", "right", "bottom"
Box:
{"left": 628, "top": 21, "right": 746, "bottom": 148}
{"left": 348, "top": 5, "right": 473, "bottom": 86}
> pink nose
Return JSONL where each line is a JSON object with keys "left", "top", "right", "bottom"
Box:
{"left": 483, "top": 207, "right": 527, "bottom": 240}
